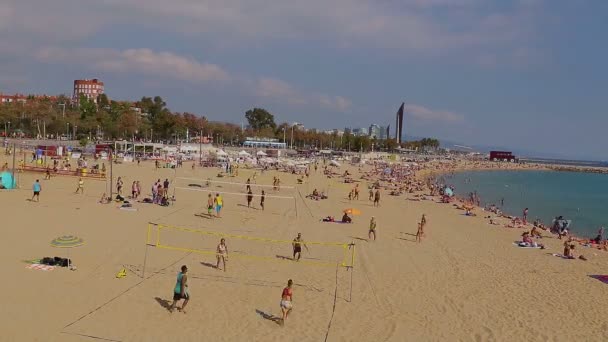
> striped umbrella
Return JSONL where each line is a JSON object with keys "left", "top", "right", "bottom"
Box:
{"left": 50, "top": 236, "right": 84, "bottom": 269}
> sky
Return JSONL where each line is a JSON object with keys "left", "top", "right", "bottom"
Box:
{"left": 0, "top": 0, "right": 607, "bottom": 159}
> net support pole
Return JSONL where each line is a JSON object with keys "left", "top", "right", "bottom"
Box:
{"left": 294, "top": 197, "right": 298, "bottom": 218}
{"left": 11, "top": 143, "right": 16, "bottom": 187}
{"left": 142, "top": 243, "right": 149, "bottom": 279}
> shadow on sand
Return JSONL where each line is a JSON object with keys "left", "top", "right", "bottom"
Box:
{"left": 200, "top": 261, "right": 217, "bottom": 270}
{"left": 255, "top": 309, "right": 282, "bottom": 325}
{"left": 154, "top": 297, "right": 172, "bottom": 311}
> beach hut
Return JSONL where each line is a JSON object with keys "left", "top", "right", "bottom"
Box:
{"left": 238, "top": 150, "right": 251, "bottom": 157}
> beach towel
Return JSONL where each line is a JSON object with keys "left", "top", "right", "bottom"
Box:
{"left": 513, "top": 242, "right": 541, "bottom": 249}
{"left": 552, "top": 253, "right": 574, "bottom": 259}
{"left": 119, "top": 207, "right": 138, "bottom": 211}
{"left": 589, "top": 275, "right": 608, "bottom": 285}
{"left": 26, "top": 264, "right": 56, "bottom": 271}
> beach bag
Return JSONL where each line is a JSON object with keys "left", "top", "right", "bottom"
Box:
{"left": 41, "top": 257, "right": 56, "bottom": 266}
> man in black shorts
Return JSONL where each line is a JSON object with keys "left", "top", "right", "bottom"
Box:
{"left": 292, "top": 233, "right": 308, "bottom": 261}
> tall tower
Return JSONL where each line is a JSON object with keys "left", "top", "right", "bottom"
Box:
{"left": 395, "top": 102, "right": 404, "bottom": 144}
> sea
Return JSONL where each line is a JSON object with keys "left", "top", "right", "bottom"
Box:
{"left": 445, "top": 170, "right": 608, "bottom": 238}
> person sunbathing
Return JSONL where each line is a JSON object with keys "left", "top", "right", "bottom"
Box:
{"left": 531, "top": 226, "right": 543, "bottom": 238}
{"left": 99, "top": 193, "right": 111, "bottom": 204}
{"left": 322, "top": 216, "right": 335, "bottom": 222}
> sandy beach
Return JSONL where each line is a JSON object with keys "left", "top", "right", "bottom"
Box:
{"left": 1, "top": 155, "right": 607, "bottom": 342}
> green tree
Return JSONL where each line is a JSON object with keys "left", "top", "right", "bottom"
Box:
{"left": 245, "top": 108, "right": 276, "bottom": 130}
{"left": 78, "top": 94, "right": 96, "bottom": 119}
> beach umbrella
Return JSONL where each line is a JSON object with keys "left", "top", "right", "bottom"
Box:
{"left": 444, "top": 187, "right": 454, "bottom": 197}
{"left": 343, "top": 208, "right": 361, "bottom": 216}
{"left": 330, "top": 160, "right": 341, "bottom": 167}
{"left": 50, "top": 235, "right": 84, "bottom": 270}
{"left": 256, "top": 150, "right": 267, "bottom": 156}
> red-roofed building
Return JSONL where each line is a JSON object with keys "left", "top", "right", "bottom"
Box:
{"left": 0, "top": 93, "right": 27, "bottom": 104}
{"left": 73, "top": 78, "right": 104, "bottom": 104}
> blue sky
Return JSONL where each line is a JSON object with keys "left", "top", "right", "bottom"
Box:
{"left": 0, "top": 0, "right": 607, "bottom": 159}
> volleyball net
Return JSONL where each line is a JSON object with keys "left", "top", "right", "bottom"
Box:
{"left": 144, "top": 223, "right": 356, "bottom": 269}
{"left": 174, "top": 176, "right": 298, "bottom": 216}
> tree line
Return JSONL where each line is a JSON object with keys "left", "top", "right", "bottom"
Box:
{"left": 0, "top": 95, "right": 440, "bottom": 152}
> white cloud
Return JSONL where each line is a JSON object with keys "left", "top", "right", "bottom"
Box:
{"left": 1, "top": 0, "right": 543, "bottom": 62}
{"left": 405, "top": 104, "right": 464, "bottom": 123}
{"left": 36, "top": 47, "right": 231, "bottom": 83}
{"left": 255, "top": 78, "right": 352, "bottom": 111}
{"left": 34, "top": 46, "right": 352, "bottom": 111}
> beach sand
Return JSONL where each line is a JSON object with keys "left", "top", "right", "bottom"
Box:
{"left": 1, "top": 155, "right": 607, "bottom": 342}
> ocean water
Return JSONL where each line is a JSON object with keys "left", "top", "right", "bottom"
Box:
{"left": 445, "top": 170, "right": 608, "bottom": 238}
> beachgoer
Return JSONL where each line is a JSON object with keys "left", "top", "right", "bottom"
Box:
{"left": 216, "top": 238, "right": 228, "bottom": 271}
{"left": 32, "top": 179, "right": 41, "bottom": 202}
{"left": 292, "top": 233, "right": 308, "bottom": 261}
{"left": 44, "top": 167, "right": 51, "bottom": 180}
{"left": 374, "top": 189, "right": 380, "bottom": 207}
{"left": 421, "top": 214, "right": 427, "bottom": 230}
{"left": 207, "top": 194, "right": 215, "bottom": 217}
{"left": 523, "top": 208, "right": 529, "bottom": 224}
{"left": 342, "top": 213, "right": 352, "bottom": 223}
{"left": 369, "top": 188, "right": 374, "bottom": 201}
{"left": 214, "top": 193, "right": 223, "bottom": 217}
{"left": 169, "top": 265, "right": 189, "bottom": 313}
{"left": 75, "top": 177, "right": 84, "bottom": 194}
{"left": 280, "top": 279, "right": 294, "bottom": 326}
{"left": 116, "top": 177, "right": 123, "bottom": 196}
{"left": 415, "top": 222, "right": 423, "bottom": 243}
{"left": 247, "top": 189, "right": 253, "bottom": 208}
{"left": 369, "top": 216, "right": 377, "bottom": 241}
{"left": 131, "top": 181, "right": 137, "bottom": 199}
{"left": 164, "top": 179, "right": 170, "bottom": 198}
{"left": 260, "top": 190, "right": 265, "bottom": 211}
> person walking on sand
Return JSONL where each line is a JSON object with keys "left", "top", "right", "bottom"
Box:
{"left": 247, "top": 189, "right": 253, "bottom": 208}
{"left": 169, "top": 265, "right": 189, "bottom": 313}
{"left": 32, "top": 179, "right": 41, "bottom": 202}
{"left": 421, "top": 214, "right": 427, "bottom": 231}
{"left": 373, "top": 189, "right": 381, "bottom": 207}
{"left": 415, "top": 222, "right": 424, "bottom": 243}
{"left": 207, "top": 194, "right": 215, "bottom": 217}
{"left": 292, "top": 233, "right": 308, "bottom": 261}
{"left": 214, "top": 193, "right": 223, "bottom": 217}
{"left": 369, "top": 188, "right": 374, "bottom": 201}
{"left": 116, "top": 177, "right": 123, "bottom": 196}
{"left": 260, "top": 190, "right": 265, "bottom": 211}
{"left": 279, "top": 279, "right": 294, "bottom": 326}
{"left": 74, "top": 177, "right": 84, "bottom": 194}
{"left": 216, "top": 238, "right": 228, "bottom": 272}
{"left": 523, "top": 208, "right": 529, "bottom": 224}
{"left": 369, "top": 216, "right": 377, "bottom": 241}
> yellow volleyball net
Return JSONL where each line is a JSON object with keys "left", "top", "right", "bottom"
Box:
{"left": 144, "top": 223, "right": 355, "bottom": 270}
